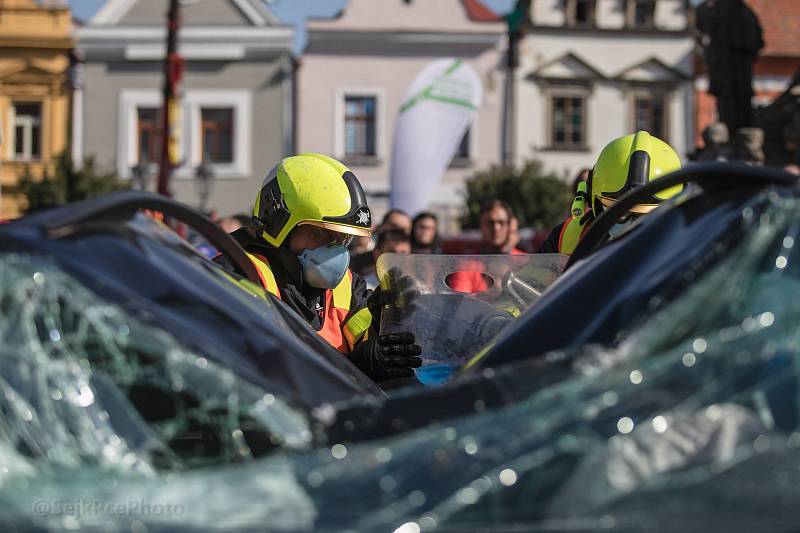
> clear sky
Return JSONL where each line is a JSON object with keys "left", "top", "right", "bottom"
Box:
{"left": 68, "top": 0, "right": 519, "bottom": 53}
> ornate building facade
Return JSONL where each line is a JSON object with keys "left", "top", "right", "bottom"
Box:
{"left": 0, "top": 0, "right": 74, "bottom": 218}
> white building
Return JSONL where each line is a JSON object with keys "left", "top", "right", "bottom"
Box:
{"left": 515, "top": 0, "right": 695, "bottom": 178}
{"left": 297, "top": 0, "right": 505, "bottom": 231}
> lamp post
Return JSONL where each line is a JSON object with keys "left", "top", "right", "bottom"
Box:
{"left": 157, "top": 0, "right": 184, "bottom": 197}
{"left": 194, "top": 159, "right": 214, "bottom": 213}
{"left": 502, "top": 0, "right": 530, "bottom": 167}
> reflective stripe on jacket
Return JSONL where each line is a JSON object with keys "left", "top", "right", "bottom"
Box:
{"left": 245, "top": 252, "right": 371, "bottom": 353}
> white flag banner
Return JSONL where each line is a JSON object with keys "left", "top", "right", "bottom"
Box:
{"left": 389, "top": 59, "right": 482, "bottom": 216}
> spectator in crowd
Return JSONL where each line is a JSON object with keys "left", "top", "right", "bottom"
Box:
{"left": 362, "top": 228, "right": 412, "bottom": 289}
{"left": 351, "top": 208, "right": 411, "bottom": 276}
{"left": 447, "top": 204, "right": 523, "bottom": 294}
{"left": 349, "top": 234, "right": 374, "bottom": 256}
{"left": 411, "top": 212, "right": 442, "bottom": 254}
{"left": 502, "top": 215, "right": 521, "bottom": 253}
{"left": 479, "top": 199, "right": 525, "bottom": 255}
{"left": 381, "top": 208, "right": 412, "bottom": 235}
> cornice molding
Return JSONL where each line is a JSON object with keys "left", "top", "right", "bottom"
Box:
{"left": 79, "top": 25, "right": 293, "bottom": 42}
{"left": 524, "top": 24, "right": 694, "bottom": 37}
{"left": 0, "top": 37, "right": 73, "bottom": 50}
{"left": 612, "top": 56, "right": 692, "bottom": 82}
{"left": 78, "top": 26, "right": 293, "bottom": 59}
{"left": 527, "top": 52, "right": 607, "bottom": 81}
{"left": 305, "top": 30, "right": 500, "bottom": 56}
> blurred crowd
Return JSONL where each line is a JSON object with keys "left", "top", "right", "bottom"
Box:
{"left": 344, "top": 198, "right": 535, "bottom": 288}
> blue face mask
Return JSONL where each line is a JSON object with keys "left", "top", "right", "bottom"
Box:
{"left": 297, "top": 245, "right": 350, "bottom": 289}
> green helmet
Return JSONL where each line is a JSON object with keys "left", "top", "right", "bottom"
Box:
{"left": 589, "top": 131, "right": 683, "bottom": 215}
{"left": 253, "top": 153, "right": 372, "bottom": 247}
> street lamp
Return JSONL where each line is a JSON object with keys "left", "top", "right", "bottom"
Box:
{"left": 131, "top": 161, "right": 156, "bottom": 191}
{"left": 195, "top": 158, "right": 215, "bottom": 213}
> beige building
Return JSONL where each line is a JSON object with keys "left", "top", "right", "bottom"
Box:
{"left": 0, "top": 0, "right": 74, "bottom": 219}
{"left": 298, "top": 0, "right": 505, "bottom": 231}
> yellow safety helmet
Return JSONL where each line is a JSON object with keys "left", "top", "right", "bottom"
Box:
{"left": 253, "top": 153, "right": 372, "bottom": 247}
{"left": 589, "top": 131, "right": 683, "bottom": 215}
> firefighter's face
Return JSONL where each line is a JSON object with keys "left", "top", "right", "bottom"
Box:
{"left": 289, "top": 225, "right": 352, "bottom": 254}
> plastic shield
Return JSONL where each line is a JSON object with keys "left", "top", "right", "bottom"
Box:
{"left": 376, "top": 254, "right": 568, "bottom": 385}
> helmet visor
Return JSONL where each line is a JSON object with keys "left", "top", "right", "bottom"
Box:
{"left": 296, "top": 222, "right": 360, "bottom": 247}
{"left": 301, "top": 220, "right": 371, "bottom": 239}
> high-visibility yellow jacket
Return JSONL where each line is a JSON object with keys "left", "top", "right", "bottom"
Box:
{"left": 215, "top": 228, "right": 373, "bottom": 354}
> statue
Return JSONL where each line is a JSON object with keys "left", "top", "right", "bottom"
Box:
{"left": 696, "top": 0, "right": 764, "bottom": 134}
{"left": 696, "top": 122, "right": 734, "bottom": 161}
{"left": 732, "top": 127, "right": 766, "bottom": 165}
{"left": 693, "top": 122, "right": 765, "bottom": 165}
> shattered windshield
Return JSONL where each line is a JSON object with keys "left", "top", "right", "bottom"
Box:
{"left": 2, "top": 190, "right": 800, "bottom": 531}
{"left": 0, "top": 253, "right": 312, "bottom": 473}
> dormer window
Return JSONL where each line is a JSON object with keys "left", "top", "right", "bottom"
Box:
{"left": 628, "top": 0, "right": 656, "bottom": 28}
{"left": 566, "top": 0, "right": 595, "bottom": 28}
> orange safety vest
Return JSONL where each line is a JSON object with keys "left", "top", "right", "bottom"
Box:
{"left": 245, "top": 252, "right": 371, "bottom": 353}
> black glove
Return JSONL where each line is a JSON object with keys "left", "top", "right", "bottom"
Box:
{"left": 368, "top": 268, "right": 420, "bottom": 323}
{"left": 348, "top": 332, "right": 423, "bottom": 382}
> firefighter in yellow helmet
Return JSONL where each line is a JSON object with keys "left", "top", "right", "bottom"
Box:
{"left": 214, "top": 153, "right": 421, "bottom": 382}
{"left": 536, "top": 131, "right": 684, "bottom": 255}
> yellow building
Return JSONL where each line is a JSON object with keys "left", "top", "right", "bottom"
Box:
{"left": 0, "top": 0, "right": 73, "bottom": 219}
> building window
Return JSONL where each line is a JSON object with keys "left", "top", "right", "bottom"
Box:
{"left": 634, "top": 94, "right": 667, "bottom": 140}
{"left": 456, "top": 128, "right": 471, "bottom": 159}
{"left": 550, "top": 95, "right": 586, "bottom": 149}
{"left": 137, "top": 107, "right": 160, "bottom": 163}
{"left": 567, "top": 0, "right": 595, "bottom": 27}
{"left": 201, "top": 108, "right": 234, "bottom": 163}
{"left": 344, "top": 96, "right": 376, "bottom": 157}
{"left": 628, "top": 0, "right": 656, "bottom": 28}
{"left": 120, "top": 89, "right": 251, "bottom": 179}
{"left": 449, "top": 127, "right": 472, "bottom": 167}
{"left": 12, "top": 103, "right": 42, "bottom": 161}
